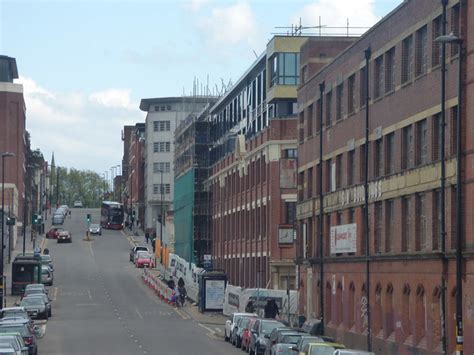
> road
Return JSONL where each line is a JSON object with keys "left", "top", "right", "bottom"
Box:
{"left": 37, "top": 208, "right": 240, "bottom": 355}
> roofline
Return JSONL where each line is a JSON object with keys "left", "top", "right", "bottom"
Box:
{"left": 0, "top": 55, "right": 18, "bottom": 79}
{"left": 139, "top": 96, "right": 216, "bottom": 112}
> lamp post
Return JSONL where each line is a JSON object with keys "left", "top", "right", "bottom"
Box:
{"left": 435, "top": 33, "right": 464, "bottom": 355}
{"left": 1, "top": 152, "right": 15, "bottom": 310}
{"left": 158, "top": 169, "right": 164, "bottom": 265}
{"left": 116, "top": 165, "right": 121, "bottom": 202}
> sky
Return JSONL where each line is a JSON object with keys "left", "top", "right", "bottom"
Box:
{"left": 0, "top": 0, "right": 402, "bottom": 175}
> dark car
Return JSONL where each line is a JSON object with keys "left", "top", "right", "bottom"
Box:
{"left": 0, "top": 319, "right": 39, "bottom": 355}
{"left": 20, "top": 297, "right": 48, "bottom": 320}
{"left": 268, "top": 333, "right": 304, "bottom": 354}
{"left": 46, "top": 227, "right": 63, "bottom": 239}
{"left": 26, "top": 293, "right": 52, "bottom": 318}
{"left": 265, "top": 328, "right": 306, "bottom": 355}
{"left": 57, "top": 230, "right": 72, "bottom": 243}
{"left": 249, "top": 319, "right": 285, "bottom": 355}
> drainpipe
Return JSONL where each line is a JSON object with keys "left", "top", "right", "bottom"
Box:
{"left": 364, "top": 46, "right": 372, "bottom": 352}
{"left": 318, "top": 81, "right": 325, "bottom": 334}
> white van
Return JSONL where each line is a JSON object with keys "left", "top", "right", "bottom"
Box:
{"left": 52, "top": 213, "right": 64, "bottom": 225}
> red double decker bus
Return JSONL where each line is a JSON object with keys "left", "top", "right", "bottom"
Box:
{"left": 100, "top": 201, "right": 124, "bottom": 229}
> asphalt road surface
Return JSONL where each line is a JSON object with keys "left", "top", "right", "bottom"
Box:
{"left": 37, "top": 208, "right": 240, "bottom": 355}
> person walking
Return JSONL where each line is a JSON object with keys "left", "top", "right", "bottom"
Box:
{"left": 264, "top": 299, "right": 279, "bottom": 319}
{"left": 145, "top": 232, "right": 149, "bottom": 244}
{"left": 245, "top": 300, "right": 255, "bottom": 313}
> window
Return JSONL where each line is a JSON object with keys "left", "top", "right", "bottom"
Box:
{"left": 416, "top": 119, "right": 428, "bottom": 165}
{"left": 416, "top": 194, "right": 426, "bottom": 251}
{"left": 153, "top": 184, "right": 169, "bottom": 194}
{"left": 384, "top": 133, "right": 395, "bottom": 175}
{"left": 374, "top": 55, "right": 384, "bottom": 99}
{"left": 284, "top": 149, "right": 298, "bottom": 159}
{"left": 298, "top": 112, "right": 304, "bottom": 143}
{"left": 374, "top": 139, "right": 383, "bottom": 178}
{"left": 432, "top": 114, "right": 442, "bottom": 161}
{"left": 336, "top": 84, "right": 343, "bottom": 121}
{"left": 153, "top": 141, "right": 171, "bottom": 153}
{"left": 402, "top": 125, "right": 414, "bottom": 169}
{"left": 325, "top": 91, "right": 332, "bottom": 126}
{"left": 336, "top": 154, "right": 342, "bottom": 189}
{"left": 402, "top": 196, "right": 411, "bottom": 252}
{"left": 153, "top": 162, "right": 170, "bottom": 173}
{"left": 347, "top": 150, "right": 355, "bottom": 186}
{"left": 347, "top": 75, "right": 355, "bottom": 114}
{"left": 374, "top": 202, "right": 382, "bottom": 253}
{"left": 415, "top": 26, "right": 428, "bottom": 76}
{"left": 385, "top": 48, "right": 395, "bottom": 93}
{"left": 316, "top": 99, "right": 322, "bottom": 132}
{"left": 450, "top": 106, "right": 458, "bottom": 156}
{"left": 307, "top": 104, "right": 314, "bottom": 138}
{"left": 153, "top": 120, "right": 171, "bottom": 132}
{"left": 166, "top": 105, "right": 172, "bottom": 111}
{"left": 432, "top": 16, "right": 442, "bottom": 67}
{"left": 307, "top": 168, "right": 313, "bottom": 198}
{"left": 360, "top": 66, "right": 367, "bottom": 108}
{"left": 270, "top": 52, "right": 300, "bottom": 86}
{"left": 385, "top": 199, "right": 394, "bottom": 252}
{"left": 432, "top": 190, "right": 441, "bottom": 251}
{"left": 325, "top": 159, "right": 332, "bottom": 193}
{"left": 450, "top": 4, "right": 460, "bottom": 57}
{"left": 285, "top": 202, "right": 296, "bottom": 225}
{"left": 402, "top": 35, "right": 414, "bottom": 84}
{"left": 359, "top": 144, "right": 366, "bottom": 183}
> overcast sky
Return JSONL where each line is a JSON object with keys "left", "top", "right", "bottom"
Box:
{"left": 1, "top": 0, "right": 402, "bottom": 174}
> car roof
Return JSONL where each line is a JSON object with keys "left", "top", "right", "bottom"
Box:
{"left": 0, "top": 319, "right": 29, "bottom": 325}
{"left": 1, "top": 308, "right": 25, "bottom": 312}
{"left": 309, "top": 342, "right": 345, "bottom": 348}
{"left": 25, "top": 284, "right": 44, "bottom": 288}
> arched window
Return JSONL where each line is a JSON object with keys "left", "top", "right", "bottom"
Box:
{"left": 374, "top": 283, "right": 383, "bottom": 337}
{"left": 415, "top": 285, "right": 426, "bottom": 346}
{"left": 385, "top": 283, "right": 394, "bottom": 339}
{"left": 402, "top": 284, "right": 412, "bottom": 341}
{"left": 348, "top": 282, "right": 355, "bottom": 330}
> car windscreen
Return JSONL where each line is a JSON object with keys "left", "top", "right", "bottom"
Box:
{"left": 138, "top": 253, "right": 151, "bottom": 259}
{"left": 281, "top": 334, "right": 302, "bottom": 344}
{"left": 90, "top": 224, "right": 99, "bottom": 228}
{"left": 21, "top": 298, "right": 44, "bottom": 306}
{"left": 24, "top": 289, "right": 42, "bottom": 296}
{"left": 261, "top": 321, "right": 283, "bottom": 334}
{"left": 309, "top": 346, "right": 336, "bottom": 355}
{"left": 0, "top": 326, "right": 27, "bottom": 337}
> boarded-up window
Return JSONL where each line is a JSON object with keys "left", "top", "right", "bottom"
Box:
{"left": 280, "top": 158, "right": 297, "bottom": 188}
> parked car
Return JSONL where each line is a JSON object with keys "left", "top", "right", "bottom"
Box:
{"left": 73, "top": 201, "right": 83, "bottom": 208}
{"left": 248, "top": 319, "right": 285, "bottom": 355}
{"left": 25, "top": 294, "right": 51, "bottom": 318}
{"left": 301, "top": 342, "right": 345, "bottom": 355}
{"left": 241, "top": 317, "right": 257, "bottom": 351}
{"left": 24, "top": 284, "right": 48, "bottom": 297}
{"left": 265, "top": 328, "right": 306, "bottom": 355}
{"left": 334, "top": 350, "right": 374, "bottom": 355}
{"left": 271, "top": 343, "right": 294, "bottom": 355}
{"left": 135, "top": 251, "right": 155, "bottom": 268}
{"left": 0, "top": 308, "right": 29, "bottom": 322}
{"left": 40, "top": 266, "right": 53, "bottom": 286}
{"left": 291, "top": 335, "right": 327, "bottom": 354}
{"left": 0, "top": 319, "right": 39, "bottom": 355}
{"left": 0, "top": 332, "right": 29, "bottom": 354}
{"left": 40, "top": 255, "right": 53, "bottom": 270}
{"left": 224, "top": 312, "right": 257, "bottom": 342}
{"left": 19, "top": 298, "right": 48, "bottom": 320}
{"left": 268, "top": 333, "right": 304, "bottom": 355}
{"left": 46, "top": 227, "right": 63, "bottom": 239}
{"left": 232, "top": 315, "right": 257, "bottom": 347}
{"left": 57, "top": 231, "right": 72, "bottom": 243}
{"left": 89, "top": 224, "right": 101, "bottom": 235}
{"left": 129, "top": 246, "right": 150, "bottom": 262}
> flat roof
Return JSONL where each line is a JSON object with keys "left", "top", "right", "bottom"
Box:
{"left": 139, "top": 96, "right": 216, "bottom": 112}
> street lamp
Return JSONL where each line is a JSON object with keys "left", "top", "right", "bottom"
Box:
{"left": 435, "top": 32, "right": 464, "bottom": 355}
{"left": 157, "top": 169, "right": 165, "bottom": 265}
{"left": 1, "top": 152, "right": 15, "bottom": 309}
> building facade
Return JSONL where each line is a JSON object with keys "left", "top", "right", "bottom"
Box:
{"left": 296, "top": 0, "right": 473, "bottom": 353}
{"left": 0, "top": 55, "right": 26, "bottom": 255}
{"left": 209, "top": 36, "right": 355, "bottom": 290}
{"left": 140, "top": 97, "right": 213, "bottom": 241}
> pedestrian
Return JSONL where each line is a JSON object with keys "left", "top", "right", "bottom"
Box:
{"left": 245, "top": 300, "right": 255, "bottom": 313}
{"left": 69, "top": 210, "right": 72, "bottom": 218}
{"left": 145, "top": 232, "right": 149, "bottom": 244}
{"left": 151, "top": 238, "right": 156, "bottom": 253}
{"left": 264, "top": 299, "right": 279, "bottom": 319}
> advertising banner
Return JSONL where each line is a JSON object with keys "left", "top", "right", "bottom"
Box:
{"left": 330, "top": 223, "right": 357, "bottom": 254}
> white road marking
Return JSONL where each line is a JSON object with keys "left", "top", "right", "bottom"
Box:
{"left": 87, "top": 289, "right": 92, "bottom": 300}
{"left": 198, "top": 323, "right": 216, "bottom": 334}
{"left": 135, "top": 308, "right": 143, "bottom": 319}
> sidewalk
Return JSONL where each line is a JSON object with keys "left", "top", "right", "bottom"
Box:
{"left": 4, "top": 223, "right": 47, "bottom": 307}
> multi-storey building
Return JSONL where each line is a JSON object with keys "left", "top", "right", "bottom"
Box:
{"left": 174, "top": 102, "right": 216, "bottom": 264}
{"left": 140, "top": 97, "right": 213, "bottom": 242}
{"left": 296, "top": 0, "right": 473, "bottom": 353}
{"left": 0, "top": 55, "right": 26, "bottom": 254}
{"left": 121, "top": 125, "right": 134, "bottom": 211}
{"left": 209, "top": 35, "right": 355, "bottom": 290}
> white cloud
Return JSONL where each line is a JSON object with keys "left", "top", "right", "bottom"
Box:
{"left": 198, "top": 1, "right": 260, "bottom": 47}
{"left": 89, "top": 88, "right": 135, "bottom": 110}
{"left": 18, "top": 77, "right": 143, "bottom": 172}
{"left": 291, "top": 0, "right": 380, "bottom": 36}
{"left": 184, "top": 0, "right": 210, "bottom": 12}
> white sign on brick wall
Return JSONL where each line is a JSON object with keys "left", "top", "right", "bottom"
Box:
{"left": 330, "top": 223, "right": 357, "bottom": 254}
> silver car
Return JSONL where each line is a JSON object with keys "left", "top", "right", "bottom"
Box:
{"left": 89, "top": 224, "right": 102, "bottom": 235}
{"left": 40, "top": 266, "right": 53, "bottom": 286}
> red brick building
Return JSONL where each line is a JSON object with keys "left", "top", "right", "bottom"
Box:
{"left": 209, "top": 35, "right": 355, "bottom": 290}
{"left": 296, "top": 0, "right": 473, "bottom": 353}
{"left": 0, "top": 56, "right": 26, "bottom": 253}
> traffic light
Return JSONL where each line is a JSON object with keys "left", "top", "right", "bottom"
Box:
{"left": 86, "top": 213, "right": 91, "bottom": 222}
{"left": 32, "top": 214, "right": 38, "bottom": 225}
